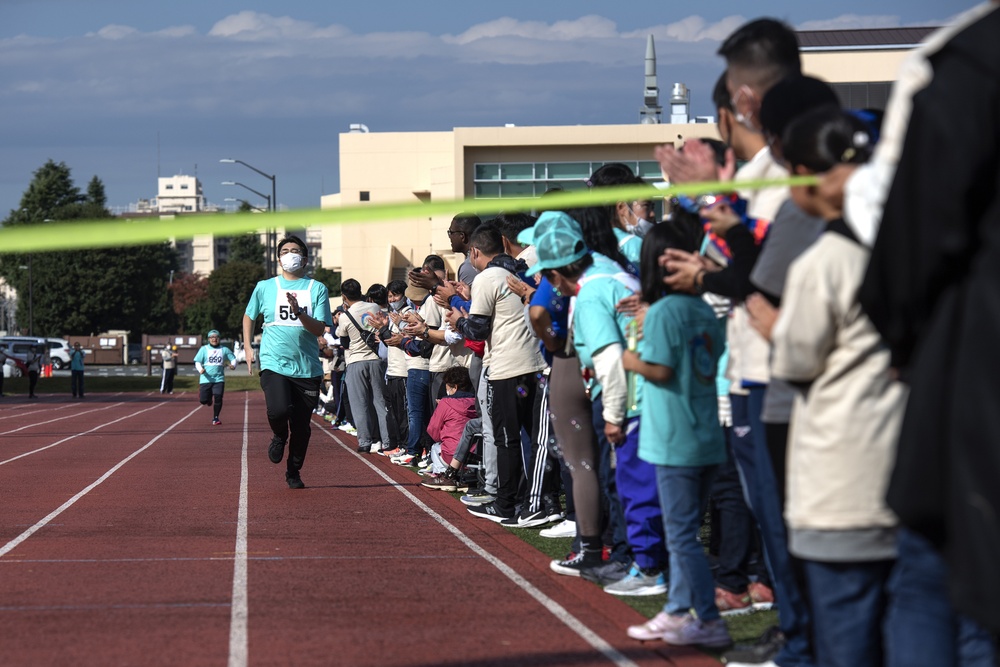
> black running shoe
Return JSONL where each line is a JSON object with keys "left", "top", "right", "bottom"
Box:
{"left": 285, "top": 472, "right": 305, "bottom": 489}
{"left": 268, "top": 436, "right": 285, "bottom": 464}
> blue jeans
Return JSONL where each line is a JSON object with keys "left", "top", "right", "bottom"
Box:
{"left": 731, "top": 389, "right": 815, "bottom": 667}
{"left": 405, "top": 368, "right": 430, "bottom": 456}
{"left": 885, "top": 528, "right": 996, "bottom": 667}
{"left": 656, "top": 464, "right": 719, "bottom": 621}
{"left": 803, "top": 558, "right": 893, "bottom": 667}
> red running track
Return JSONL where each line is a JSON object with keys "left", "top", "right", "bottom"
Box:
{"left": 0, "top": 391, "right": 720, "bottom": 667}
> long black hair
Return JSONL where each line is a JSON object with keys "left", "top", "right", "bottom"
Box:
{"left": 565, "top": 205, "right": 633, "bottom": 274}
{"left": 639, "top": 221, "right": 701, "bottom": 305}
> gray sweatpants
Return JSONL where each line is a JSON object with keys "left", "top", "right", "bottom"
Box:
{"left": 345, "top": 359, "right": 390, "bottom": 448}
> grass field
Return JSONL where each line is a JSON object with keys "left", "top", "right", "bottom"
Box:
{"left": 1, "top": 373, "right": 262, "bottom": 396}
{"left": 8, "top": 373, "right": 777, "bottom": 655}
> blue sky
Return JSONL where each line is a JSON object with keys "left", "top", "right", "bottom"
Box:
{"left": 0, "top": 0, "right": 976, "bottom": 214}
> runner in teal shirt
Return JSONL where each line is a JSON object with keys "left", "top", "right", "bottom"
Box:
{"left": 243, "top": 235, "right": 332, "bottom": 489}
{"left": 194, "top": 329, "right": 236, "bottom": 426}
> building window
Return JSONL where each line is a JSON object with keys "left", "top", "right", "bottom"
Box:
{"left": 831, "top": 82, "right": 892, "bottom": 111}
{"left": 180, "top": 184, "right": 189, "bottom": 189}
{"left": 360, "top": 191, "right": 370, "bottom": 201}
{"left": 472, "top": 160, "right": 665, "bottom": 199}
{"left": 165, "top": 184, "right": 174, "bottom": 189}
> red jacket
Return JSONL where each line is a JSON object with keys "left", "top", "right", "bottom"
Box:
{"left": 426, "top": 392, "right": 477, "bottom": 461}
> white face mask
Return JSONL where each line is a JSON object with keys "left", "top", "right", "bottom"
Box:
{"left": 280, "top": 253, "right": 305, "bottom": 272}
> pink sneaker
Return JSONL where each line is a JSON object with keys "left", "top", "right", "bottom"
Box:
{"left": 627, "top": 611, "right": 692, "bottom": 641}
{"left": 662, "top": 618, "right": 732, "bottom": 648}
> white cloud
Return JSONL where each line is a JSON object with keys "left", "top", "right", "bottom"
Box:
{"left": 624, "top": 15, "right": 748, "bottom": 43}
{"left": 443, "top": 15, "right": 619, "bottom": 44}
{"left": 208, "top": 11, "right": 348, "bottom": 40}
{"left": 90, "top": 24, "right": 140, "bottom": 40}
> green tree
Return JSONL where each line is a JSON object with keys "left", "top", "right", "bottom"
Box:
{"left": 86, "top": 176, "right": 107, "bottom": 209}
{"left": 206, "top": 261, "right": 265, "bottom": 338}
{"left": 169, "top": 272, "right": 210, "bottom": 334}
{"left": 0, "top": 160, "right": 178, "bottom": 336}
{"left": 227, "top": 232, "right": 266, "bottom": 268}
{"left": 312, "top": 266, "right": 341, "bottom": 297}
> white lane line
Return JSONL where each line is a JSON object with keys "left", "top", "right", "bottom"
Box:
{"left": 227, "top": 395, "right": 249, "bottom": 667}
{"left": 0, "top": 402, "right": 130, "bottom": 435}
{"left": 320, "top": 428, "right": 641, "bottom": 667}
{"left": 0, "top": 402, "right": 166, "bottom": 466}
{"left": 0, "top": 406, "right": 200, "bottom": 559}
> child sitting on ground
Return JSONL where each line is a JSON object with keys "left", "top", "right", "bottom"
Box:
{"left": 419, "top": 366, "right": 477, "bottom": 488}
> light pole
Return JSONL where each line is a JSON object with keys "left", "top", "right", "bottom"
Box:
{"left": 221, "top": 182, "right": 271, "bottom": 211}
{"left": 220, "top": 158, "right": 277, "bottom": 274}
{"left": 17, "top": 258, "right": 32, "bottom": 336}
{"left": 224, "top": 197, "right": 266, "bottom": 213}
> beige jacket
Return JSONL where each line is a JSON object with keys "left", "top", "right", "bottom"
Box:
{"left": 771, "top": 227, "right": 907, "bottom": 532}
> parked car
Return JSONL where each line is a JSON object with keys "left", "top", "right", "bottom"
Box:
{"left": 127, "top": 343, "right": 143, "bottom": 365}
{"left": 0, "top": 336, "right": 72, "bottom": 370}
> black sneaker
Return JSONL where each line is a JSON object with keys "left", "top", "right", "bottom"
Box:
{"left": 268, "top": 436, "right": 285, "bottom": 464}
{"left": 467, "top": 501, "right": 514, "bottom": 523}
{"left": 550, "top": 551, "right": 601, "bottom": 577}
{"left": 580, "top": 560, "right": 631, "bottom": 585}
{"left": 722, "top": 625, "right": 784, "bottom": 664}
{"left": 515, "top": 509, "right": 550, "bottom": 529}
{"left": 285, "top": 472, "right": 305, "bottom": 489}
{"left": 542, "top": 496, "right": 564, "bottom": 523}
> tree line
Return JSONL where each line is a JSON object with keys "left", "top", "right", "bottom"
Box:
{"left": 0, "top": 160, "right": 341, "bottom": 342}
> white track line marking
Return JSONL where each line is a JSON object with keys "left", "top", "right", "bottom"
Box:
{"left": 320, "top": 428, "right": 641, "bottom": 667}
{"left": 0, "top": 403, "right": 166, "bottom": 466}
{"left": 0, "top": 406, "right": 200, "bottom": 559}
{"left": 227, "top": 395, "right": 249, "bottom": 667}
{"left": 0, "top": 402, "right": 131, "bottom": 435}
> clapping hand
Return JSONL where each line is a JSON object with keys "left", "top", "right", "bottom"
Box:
{"left": 445, "top": 307, "right": 468, "bottom": 329}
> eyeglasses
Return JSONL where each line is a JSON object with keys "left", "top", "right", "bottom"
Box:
{"left": 446, "top": 229, "right": 464, "bottom": 237}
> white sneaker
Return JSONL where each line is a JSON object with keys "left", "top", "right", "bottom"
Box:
{"left": 369, "top": 441, "right": 382, "bottom": 453}
{"left": 539, "top": 519, "right": 576, "bottom": 539}
{"left": 627, "top": 611, "right": 692, "bottom": 641}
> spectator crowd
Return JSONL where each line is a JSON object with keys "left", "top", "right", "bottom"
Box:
{"left": 289, "top": 9, "right": 1000, "bottom": 667}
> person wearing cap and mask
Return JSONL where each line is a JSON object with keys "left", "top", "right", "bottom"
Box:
{"left": 193, "top": 329, "right": 237, "bottom": 425}
{"left": 243, "top": 235, "right": 332, "bottom": 490}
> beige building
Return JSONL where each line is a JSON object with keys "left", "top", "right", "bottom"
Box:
{"left": 320, "top": 122, "right": 720, "bottom": 290}
{"left": 320, "top": 27, "right": 933, "bottom": 290}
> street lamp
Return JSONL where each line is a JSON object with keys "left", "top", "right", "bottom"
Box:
{"left": 221, "top": 182, "right": 272, "bottom": 211}
{"left": 224, "top": 197, "right": 266, "bottom": 213}
{"left": 220, "top": 158, "right": 277, "bottom": 274}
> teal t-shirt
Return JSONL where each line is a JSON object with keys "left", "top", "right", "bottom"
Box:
{"left": 194, "top": 344, "right": 236, "bottom": 384}
{"left": 612, "top": 228, "right": 643, "bottom": 268}
{"left": 572, "top": 253, "right": 643, "bottom": 418}
{"left": 70, "top": 349, "right": 85, "bottom": 372}
{"left": 245, "top": 276, "right": 332, "bottom": 378}
{"left": 638, "top": 294, "right": 727, "bottom": 467}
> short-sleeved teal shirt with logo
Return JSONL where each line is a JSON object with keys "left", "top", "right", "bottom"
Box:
{"left": 638, "top": 293, "right": 727, "bottom": 467}
{"left": 245, "top": 276, "right": 332, "bottom": 378}
{"left": 194, "top": 344, "right": 236, "bottom": 384}
{"left": 612, "top": 228, "right": 643, "bottom": 269}
{"left": 572, "top": 252, "right": 643, "bottom": 418}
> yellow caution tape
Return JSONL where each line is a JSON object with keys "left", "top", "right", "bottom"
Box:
{"left": 0, "top": 176, "right": 817, "bottom": 254}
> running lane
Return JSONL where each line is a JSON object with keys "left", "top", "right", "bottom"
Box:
{"left": 0, "top": 391, "right": 717, "bottom": 667}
